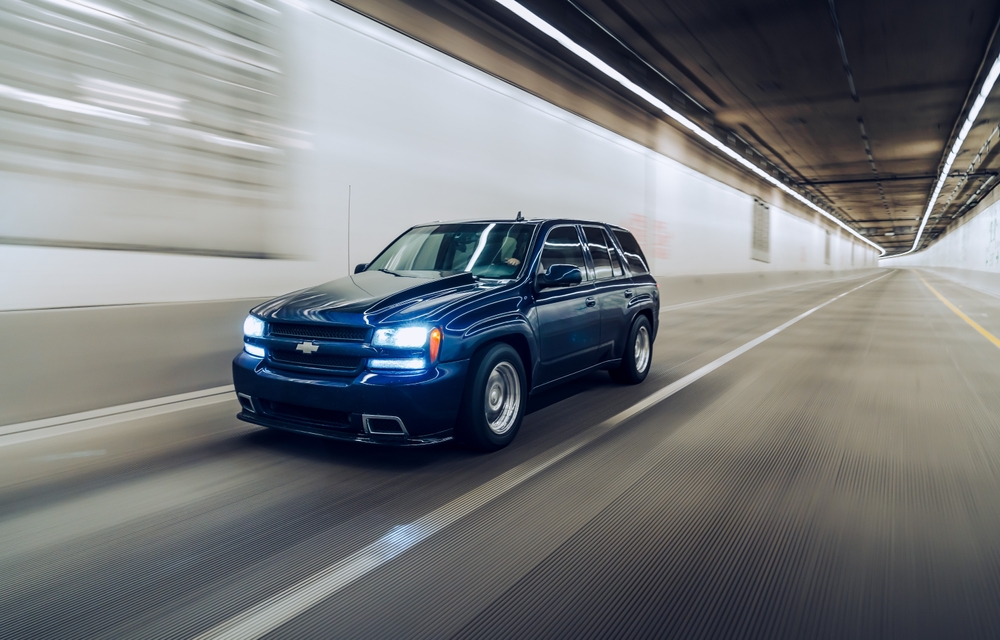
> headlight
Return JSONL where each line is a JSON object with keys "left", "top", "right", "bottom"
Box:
{"left": 372, "top": 326, "right": 429, "bottom": 348}
{"left": 243, "top": 315, "right": 265, "bottom": 338}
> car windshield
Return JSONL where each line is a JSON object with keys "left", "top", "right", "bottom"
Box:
{"left": 367, "top": 223, "right": 536, "bottom": 279}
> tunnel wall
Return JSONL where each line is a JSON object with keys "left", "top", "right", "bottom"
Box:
{"left": 880, "top": 190, "right": 1000, "bottom": 296}
{"left": 0, "top": 0, "right": 878, "bottom": 312}
{"left": 0, "top": 0, "right": 880, "bottom": 425}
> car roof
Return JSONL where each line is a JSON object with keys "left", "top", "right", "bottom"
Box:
{"left": 413, "top": 218, "right": 618, "bottom": 227}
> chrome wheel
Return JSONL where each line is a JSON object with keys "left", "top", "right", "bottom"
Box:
{"left": 634, "top": 325, "right": 651, "bottom": 374}
{"left": 484, "top": 361, "right": 521, "bottom": 435}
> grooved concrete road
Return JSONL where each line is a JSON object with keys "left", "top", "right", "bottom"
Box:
{"left": 2, "top": 269, "right": 1000, "bottom": 639}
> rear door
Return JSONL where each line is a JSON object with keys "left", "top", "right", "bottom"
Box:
{"left": 582, "top": 225, "right": 633, "bottom": 361}
{"left": 533, "top": 225, "right": 601, "bottom": 384}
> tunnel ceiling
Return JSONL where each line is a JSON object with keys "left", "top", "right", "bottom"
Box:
{"left": 499, "top": 0, "right": 1000, "bottom": 254}
{"left": 343, "top": 0, "right": 1000, "bottom": 255}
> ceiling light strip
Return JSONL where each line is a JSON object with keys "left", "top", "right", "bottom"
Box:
{"left": 941, "top": 123, "right": 998, "bottom": 212}
{"left": 492, "top": 0, "right": 885, "bottom": 255}
{"left": 897, "top": 53, "right": 1000, "bottom": 257}
{"left": 566, "top": 0, "right": 808, "bottom": 206}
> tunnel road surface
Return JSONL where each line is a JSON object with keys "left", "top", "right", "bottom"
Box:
{"left": 2, "top": 269, "right": 1000, "bottom": 639}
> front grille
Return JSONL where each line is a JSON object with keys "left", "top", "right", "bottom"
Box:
{"left": 269, "top": 322, "right": 368, "bottom": 342}
{"left": 258, "top": 399, "right": 353, "bottom": 430}
{"left": 270, "top": 350, "right": 363, "bottom": 371}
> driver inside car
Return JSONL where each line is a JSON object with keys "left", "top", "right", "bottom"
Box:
{"left": 498, "top": 233, "right": 528, "bottom": 267}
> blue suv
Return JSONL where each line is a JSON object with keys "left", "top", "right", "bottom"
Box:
{"left": 233, "top": 218, "right": 658, "bottom": 450}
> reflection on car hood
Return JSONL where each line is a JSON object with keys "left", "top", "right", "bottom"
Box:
{"left": 251, "top": 270, "right": 484, "bottom": 324}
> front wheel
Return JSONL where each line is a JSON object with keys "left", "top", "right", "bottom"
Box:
{"left": 457, "top": 343, "right": 527, "bottom": 451}
{"left": 610, "top": 315, "right": 653, "bottom": 385}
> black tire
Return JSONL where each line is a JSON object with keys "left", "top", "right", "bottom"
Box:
{"left": 456, "top": 343, "right": 527, "bottom": 451}
{"left": 610, "top": 315, "right": 653, "bottom": 385}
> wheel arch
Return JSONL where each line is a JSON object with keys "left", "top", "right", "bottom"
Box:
{"left": 635, "top": 308, "right": 654, "bottom": 333}
{"left": 468, "top": 333, "right": 533, "bottom": 392}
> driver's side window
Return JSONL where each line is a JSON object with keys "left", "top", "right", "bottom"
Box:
{"left": 537, "top": 226, "right": 589, "bottom": 281}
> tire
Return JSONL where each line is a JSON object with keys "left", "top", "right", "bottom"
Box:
{"left": 456, "top": 343, "right": 527, "bottom": 451}
{"left": 610, "top": 315, "right": 653, "bottom": 385}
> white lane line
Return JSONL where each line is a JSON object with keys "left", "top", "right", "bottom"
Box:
{"left": 192, "top": 272, "right": 890, "bottom": 640}
{"left": 0, "top": 385, "right": 235, "bottom": 447}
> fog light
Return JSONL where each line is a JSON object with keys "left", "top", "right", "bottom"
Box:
{"left": 369, "top": 357, "right": 425, "bottom": 370}
{"left": 244, "top": 343, "right": 265, "bottom": 358}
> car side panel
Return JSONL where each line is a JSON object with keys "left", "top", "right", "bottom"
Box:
{"left": 442, "top": 292, "right": 536, "bottom": 363}
{"left": 593, "top": 277, "right": 634, "bottom": 359}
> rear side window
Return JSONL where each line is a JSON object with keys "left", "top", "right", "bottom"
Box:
{"left": 582, "top": 226, "right": 614, "bottom": 280}
{"left": 603, "top": 229, "right": 625, "bottom": 277}
{"left": 612, "top": 229, "right": 650, "bottom": 275}
{"left": 538, "top": 226, "right": 590, "bottom": 281}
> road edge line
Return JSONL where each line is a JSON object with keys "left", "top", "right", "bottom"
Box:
{"left": 0, "top": 385, "right": 235, "bottom": 441}
{"left": 918, "top": 274, "right": 1000, "bottom": 350}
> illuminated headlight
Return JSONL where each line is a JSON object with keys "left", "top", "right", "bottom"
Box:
{"left": 244, "top": 343, "right": 265, "bottom": 358}
{"left": 369, "top": 358, "right": 426, "bottom": 370}
{"left": 372, "top": 326, "right": 429, "bottom": 349}
{"left": 243, "top": 315, "right": 265, "bottom": 338}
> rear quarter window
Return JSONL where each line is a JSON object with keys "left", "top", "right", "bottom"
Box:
{"left": 612, "top": 230, "right": 650, "bottom": 275}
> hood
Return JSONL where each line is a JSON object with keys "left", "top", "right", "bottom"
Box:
{"left": 252, "top": 270, "right": 481, "bottom": 324}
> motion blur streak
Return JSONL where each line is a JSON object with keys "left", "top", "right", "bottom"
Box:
{"left": 0, "top": 0, "right": 287, "bottom": 257}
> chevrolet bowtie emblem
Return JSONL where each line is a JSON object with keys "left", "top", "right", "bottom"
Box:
{"left": 296, "top": 341, "right": 319, "bottom": 354}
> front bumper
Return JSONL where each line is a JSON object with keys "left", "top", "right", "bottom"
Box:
{"left": 232, "top": 353, "right": 469, "bottom": 446}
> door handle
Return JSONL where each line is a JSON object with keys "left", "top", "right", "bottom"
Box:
{"left": 624, "top": 289, "right": 634, "bottom": 298}
{"left": 585, "top": 297, "right": 597, "bottom": 307}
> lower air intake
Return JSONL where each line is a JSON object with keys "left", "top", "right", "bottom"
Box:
{"left": 363, "top": 415, "right": 407, "bottom": 435}
{"left": 237, "top": 393, "right": 255, "bottom": 413}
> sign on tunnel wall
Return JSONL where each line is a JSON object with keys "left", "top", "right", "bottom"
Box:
{"left": 751, "top": 198, "right": 770, "bottom": 263}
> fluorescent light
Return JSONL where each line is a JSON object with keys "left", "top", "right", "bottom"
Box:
{"left": 244, "top": 343, "right": 265, "bottom": 358}
{"left": 896, "top": 53, "right": 1000, "bottom": 257}
{"left": 491, "top": 0, "right": 885, "bottom": 256}
{"left": 369, "top": 358, "right": 426, "bottom": 370}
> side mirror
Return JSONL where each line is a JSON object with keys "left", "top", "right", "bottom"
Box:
{"left": 354, "top": 263, "right": 368, "bottom": 274}
{"left": 536, "top": 264, "right": 582, "bottom": 289}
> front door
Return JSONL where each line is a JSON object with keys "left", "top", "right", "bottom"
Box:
{"left": 533, "top": 225, "right": 601, "bottom": 384}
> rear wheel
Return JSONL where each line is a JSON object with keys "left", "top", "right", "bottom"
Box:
{"left": 610, "top": 315, "right": 652, "bottom": 385}
{"left": 457, "top": 343, "right": 527, "bottom": 451}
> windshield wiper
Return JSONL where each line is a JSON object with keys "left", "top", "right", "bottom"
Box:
{"left": 377, "top": 268, "right": 402, "bottom": 276}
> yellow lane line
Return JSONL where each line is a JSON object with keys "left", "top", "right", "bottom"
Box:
{"left": 918, "top": 274, "right": 1000, "bottom": 350}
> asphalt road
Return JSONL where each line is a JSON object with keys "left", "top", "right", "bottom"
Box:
{"left": 3, "top": 268, "right": 1000, "bottom": 639}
